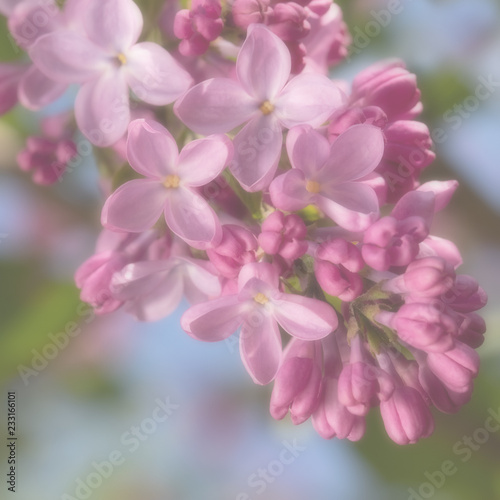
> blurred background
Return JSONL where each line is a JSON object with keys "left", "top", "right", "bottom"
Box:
{"left": 1, "top": 0, "right": 500, "bottom": 499}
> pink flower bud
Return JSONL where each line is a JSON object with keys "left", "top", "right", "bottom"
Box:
{"left": 418, "top": 362, "right": 471, "bottom": 414}
{"left": 312, "top": 377, "right": 366, "bottom": 441}
{"left": 325, "top": 14, "right": 350, "bottom": 66}
{"left": 337, "top": 336, "right": 394, "bottom": 415}
{"left": 362, "top": 216, "right": 429, "bottom": 271}
{"left": 75, "top": 252, "right": 128, "bottom": 314}
{"left": 315, "top": 239, "right": 364, "bottom": 301}
{"left": 231, "top": 0, "right": 271, "bottom": 29}
{"left": 456, "top": 313, "right": 486, "bottom": 348}
{"left": 380, "top": 386, "right": 434, "bottom": 444}
{"left": 174, "top": 0, "right": 223, "bottom": 56}
{"left": 440, "top": 275, "right": 488, "bottom": 313}
{"left": 207, "top": 224, "right": 258, "bottom": 279}
{"left": 258, "top": 211, "right": 308, "bottom": 261}
{"left": 386, "top": 257, "right": 456, "bottom": 299}
{"left": 426, "top": 342, "right": 479, "bottom": 394}
{"left": 268, "top": 2, "right": 310, "bottom": 41}
{"left": 378, "top": 120, "right": 435, "bottom": 202}
{"left": 351, "top": 60, "right": 422, "bottom": 122}
{"left": 390, "top": 302, "right": 457, "bottom": 352}
{"left": 17, "top": 136, "right": 77, "bottom": 185}
{"left": 270, "top": 339, "right": 323, "bottom": 424}
{"left": 328, "top": 106, "right": 387, "bottom": 140}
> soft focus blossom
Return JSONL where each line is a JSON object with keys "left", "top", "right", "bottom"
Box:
{"left": 175, "top": 24, "right": 345, "bottom": 191}
{"left": 30, "top": 0, "right": 192, "bottom": 146}
{"left": 102, "top": 119, "right": 233, "bottom": 249}
{"left": 2, "top": 0, "right": 488, "bottom": 447}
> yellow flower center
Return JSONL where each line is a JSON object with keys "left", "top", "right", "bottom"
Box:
{"left": 116, "top": 53, "right": 127, "bottom": 66}
{"left": 306, "top": 180, "right": 321, "bottom": 193}
{"left": 254, "top": 292, "right": 269, "bottom": 305}
{"left": 163, "top": 175, "right": 180, "bottom": 189}
{"left": 259, "top": 100, "right": 275, "bottom": 115}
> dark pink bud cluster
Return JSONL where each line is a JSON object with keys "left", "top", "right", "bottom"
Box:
{"left": 174, "top": 0, "right": 224, "bottom": 56}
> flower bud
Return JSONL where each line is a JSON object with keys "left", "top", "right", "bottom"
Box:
{"left": 315, "top": 239, "right": 364, "bottom": 301}
{"left": 207, "top": 224, "right": 257, "bottom": 279}
{"left": 268, "top": 2, "right": 310, "bottom": 41}
{"left": 270, "top": 339, "right": 322, "bottom": 424}
{"left": 426, "top": 342, "right": 479, "bottom": 394}
{"left": 231, "top": 0, "right": 271, "bottom": 29}
{"left": 387, "top": 257, "right": 455, "bottom": 299}
{"left": 75, "top": 252, "right": 127, "bottom": 314}
{"left": 351, "top": 60, "right": 422, "bottom": 121}
{"left": 259, "top": 211, "right": 308, "bottom": 261}
{"left": 17, "top": 136, "right": 77, "bottom": 185}
{"left": 391, "top": 302, "right": 457, "bottom": 352}
{"left": 312, "top": 377, "right": 366, "bottom": 441}
{"left": 380, "top": 385, "right": 434, "bottom": 444}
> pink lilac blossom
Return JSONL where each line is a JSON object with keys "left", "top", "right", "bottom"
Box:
{"left": 29, "top": 0, "right": 192, "bottom": 146}
{"left": 175, "top": 23, "right": 345, "bottom": 191}
{"left": 102, "top": 118, "right": 233, "bottom": 249}
{"left": 1, "top": 0, "right": 488, "bottom": 446}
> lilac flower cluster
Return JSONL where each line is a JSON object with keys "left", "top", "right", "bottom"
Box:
{"left": 1, "top": 0, "right": 487, "bottom": 444}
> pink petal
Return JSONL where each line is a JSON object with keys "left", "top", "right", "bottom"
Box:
{"left": 272, "top": 294, "right": 337, "bottom": 340}
{"left": 164, "top": 188, "right": 222, "bottom": 249}
{"left": 115, "top": 263, "right": 185, "bottom": 321}
{"left": 181, "top": 295, "right": 247, "bottom": 340}
{"left": 174, "top": 77, "right": 257, "bottom": 134}
{"left": 391, "top": 190, "right": 435, "bottom": 225}
{"left": 8, "top": 2, "right": 61, "bottom": 49}
{"left": 102, "top": 179, "right": 167, "bottom": 232}
{"left": 317, "top": 183, "right": 379, "bottom": 232}
{"left": 238, "top": 262, "right": 280, "bottom": 290}
{"left": 269, "top": 169, "right": 312, "bottom": 212}
{"left": 181, "top": 258, "right": 222, "bottom": 301}
{"left": 127, "top": 119, "right": 178, "bottom": 179}
{"left": 75, "top": 71, "right": 130, "bottom": 146}
{"left": 237, "top": 24, "right": 291, "bottom": 101}
{"left": 112, "top": 260, "right": 175, "bottom": 300}
{"left": 230, "top": 115, "right": 283, "bottom": 192}
{"left": 18, "top": 66, "right": 67, "bottom": 110}
{"left": 275, "top": 73, "right": 345, "bottom": 129}
{"left": 240, "top": 313, "right": 282, "bottom": 385}
{"left": 321, "top": 124, "right": 385, "bottom": 184}
{"left": 82, "top": 0, "right": 143, "bottom": 53}
{"left": 417, "top": 180, "right": 459, "bottom": 212}
{"left": 63, "top": 0, "right": 90, "bottom": 23}
{"left": 177, "top": 135, "right": 233, "bottom": 186}
{"left": 286, "top": 125, "right": 330, "bottom": 177}
{"left": 125, "top": 42, "right": 193, "bottom": 105}
{"left": 0, "top": 0, "right": 18, "bottom": 15}
{"left": 419, "top": 236, "right": 463, "bottom": 269}
{"left": 0, "top": 63, "right": 27, "bottom": 114}
{"left": 125, "top": 274, "right": 184, "bottom": 321}
{"left": 29, "top": 31, "right": 107, "bottom": 84}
